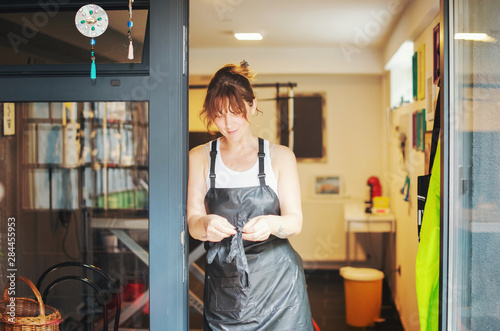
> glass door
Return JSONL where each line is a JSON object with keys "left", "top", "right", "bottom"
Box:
{"left": 0, "top": 1, "right": 189, "bottom": 330}
{"left": 446, "top": 0, "right": 500, "bottom": 329}
{"left": 1, "top": 101, "right": 150, "bottom": 330}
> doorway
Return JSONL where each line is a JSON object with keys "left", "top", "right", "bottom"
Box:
{"left": 0, "top": 0, "right": 189, "bottom": 330}
{"left": 187, "top": 1, "right": 411, "bottom": 330}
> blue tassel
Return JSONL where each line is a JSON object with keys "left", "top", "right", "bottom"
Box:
{"left": 91, "top": 60, "right": 96, "bottom": 80}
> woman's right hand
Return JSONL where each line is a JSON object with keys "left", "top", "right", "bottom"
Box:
{"left": 204, "top": 215, "right": 237, "bottom": 242}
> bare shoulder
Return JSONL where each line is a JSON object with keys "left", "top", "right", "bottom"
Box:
{"left": 271, "top": 144, "right": 297, "bottom": 162}
{"left": 271, "top": 144, "right": 297, "bottom": 171}
{"left": 190, "top": 143, "right": 206, "bottom": 158}
{"left": 189, "top": 143, "right": 210, "bottom": 170}
{"left": 270, "top": 143, "right": 299, "bottom": 186}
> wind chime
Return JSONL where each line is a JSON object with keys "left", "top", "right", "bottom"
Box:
{"left": 75, "top": 3, "right": 109, "bottom": 80}
{"left": 128, "top": 0, "right": 135, "bottom": 60}
{"left": 75, "top": 1, "right": 135, "bottom": 80}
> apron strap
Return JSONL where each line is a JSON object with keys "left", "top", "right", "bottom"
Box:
{"left": 210, "top": 138, "right": 266, "bottom": 188}
{"left": 258, "top": 138, "right": 266, "bottom": 186}
{"left": 209, "top": 140, "right": 217, "bottom": 189}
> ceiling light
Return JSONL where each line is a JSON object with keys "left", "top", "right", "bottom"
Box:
{"left": 454, "top": 33, "right": 490, "bottom": 41}
{"left": 234, "top": 33, "right": 263, "bottom": 41}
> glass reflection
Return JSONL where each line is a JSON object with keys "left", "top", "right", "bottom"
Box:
{"left": 450, "top": 0, "right": 500, "bottom": 329}
{"left": 0, "top": 9, "right": 148, "bottom": 65}
{"left": 1, "top": 101, "right": 150, "bottom": 330}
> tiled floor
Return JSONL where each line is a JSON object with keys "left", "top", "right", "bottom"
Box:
{"left": 189, "top": 269, "right": 404, "bottom": 331}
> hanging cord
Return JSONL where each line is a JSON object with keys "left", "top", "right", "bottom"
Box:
{"left": 128, "top": 0, "right": 134, "bottom": 60}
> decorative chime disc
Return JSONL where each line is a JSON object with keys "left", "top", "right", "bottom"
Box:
{"left": 75, "top": 4, "right": 108, "bottom": 80}
{"left": 75, "top": 4, "right": 108, "bottom": 38}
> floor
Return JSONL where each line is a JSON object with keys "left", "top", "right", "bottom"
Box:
{"left": 305, "top": 269, "right": 404, "bottom": 331}
{"left": 189, "top": 269, "right": 404, "bottom": 331}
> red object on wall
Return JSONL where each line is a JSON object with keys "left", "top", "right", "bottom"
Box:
{"left": 367, "top": 176, "right": 382, "bottom": 197}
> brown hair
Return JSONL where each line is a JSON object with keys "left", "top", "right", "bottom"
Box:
{"left": 201, "top": 61, "right": 257, "bottom": 132}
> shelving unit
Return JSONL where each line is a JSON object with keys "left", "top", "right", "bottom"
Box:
{"left": 20, "top": 101, "right": 151, "bottom": 329}
{"left": 83, "top": 101, "right": 150, "bottom": 329}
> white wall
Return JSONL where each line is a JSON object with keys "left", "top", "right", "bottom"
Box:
{"left": 258, "top": 75, "right": 386, "bottom": 263}
{"left": 190, "top": 47, "right": 384, "bottom": 76}
{"left": 189, "top": 73, "right": 385, "bottom": 264}
{"left": 390, "top": 67, "right": 413, "bottom": 108}
{"left": 383, "top": 0, "right": 439, "bottom": 65}
{"left": 383, "top": 13, "right": 441, "bottom": 331}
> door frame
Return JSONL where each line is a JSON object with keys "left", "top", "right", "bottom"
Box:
{"left": 0, "top": 0, "right": 189, "bottom": 329}
{"left": 440, "top": 0, "right": 453, "bottom": 329}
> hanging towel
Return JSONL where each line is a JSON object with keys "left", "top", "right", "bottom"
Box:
{"left": 416, "top": 142, "right": 441, "bottom": 331}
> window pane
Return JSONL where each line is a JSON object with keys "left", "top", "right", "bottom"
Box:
{"left": 450, "top": 0, "right": 500, "bottom": 329}
{"left": 1, "top": 101, "right": 150, "bottom": 330}
{"left": 0, "top": 9, "right": 148, "bottom": 65}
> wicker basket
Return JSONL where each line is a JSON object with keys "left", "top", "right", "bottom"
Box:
{"left": 0, "top": 276, "right": 61, "bottom": 331}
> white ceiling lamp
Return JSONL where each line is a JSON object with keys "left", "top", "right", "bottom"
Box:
{"left": 454, "top": 33, "right": 495, "bottom": 42}
{"left": 234, "top": 33, "right": 263, "bottom": 41}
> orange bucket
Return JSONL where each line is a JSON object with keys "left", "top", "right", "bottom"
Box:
{"left": 339, "top": 267, "right": 384, "bottom": 327}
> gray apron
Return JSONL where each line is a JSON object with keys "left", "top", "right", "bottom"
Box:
{"left": 203, "top": 138, "right": 313, "bottom": 330}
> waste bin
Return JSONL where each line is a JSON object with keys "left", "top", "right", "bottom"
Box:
{"left": 339, "top": 267, "right": 384, "bottom": 327}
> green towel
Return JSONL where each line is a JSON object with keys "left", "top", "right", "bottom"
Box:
{"left": 416, "top": 142, "right": 441, "bottom": 331}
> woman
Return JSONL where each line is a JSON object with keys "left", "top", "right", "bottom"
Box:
{"left": 187, "top": 62, "right": 313, "bottom": 330}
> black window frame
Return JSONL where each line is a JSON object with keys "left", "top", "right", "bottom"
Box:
{"left": 0, "top": 0, "right": 151, "bottom": 77}
{"left": 0, "top": 0, "right": 189, "bottom": 329}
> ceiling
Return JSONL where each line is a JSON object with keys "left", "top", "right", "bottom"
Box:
{"left": 190, "top": 0, "right": 407, "bottom": 49}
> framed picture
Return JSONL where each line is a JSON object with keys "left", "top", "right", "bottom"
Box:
{"left": 2, "top": 103, "right": 15, "bottom": 136}
{"left": 417, "top": 43, "right": 426, "bottom": 100}
{"left": 278, "top": 93, "right": 326, "bottom": 162}
{"left": 412, "top": 52, "right": 418, "bottom": 100}
{"left": 433, "top": 23, "right": 440, "bottom": 84}
{"left": 417, "top": 109, "right": 426, "bottom": 151}
{"left": 416, "top": 111, "right": 421, "bottom": 150}
{"left": 412, "top": 111, "right": 418, "bottom": 149}
{"left": 313, "top": 175, "right": 342, "bottom": 197}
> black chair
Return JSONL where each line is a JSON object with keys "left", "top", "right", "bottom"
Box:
{"left": 37, "top": 262, "right": 121, "bottom": 331}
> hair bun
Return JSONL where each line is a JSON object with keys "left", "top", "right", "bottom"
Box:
{"left": 227, "top": 61, "right": 255, "bottom": 81}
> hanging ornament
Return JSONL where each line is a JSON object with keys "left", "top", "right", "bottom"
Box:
{"left": 127, "top": 0, "right": 135, "bottom": 60}
{"left": 75, "top": 4, "right": 109, "bottom": 80}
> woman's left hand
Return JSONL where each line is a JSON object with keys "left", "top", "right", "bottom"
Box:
{"left": 242, "top": 216, "right": 273, "bottom": 241}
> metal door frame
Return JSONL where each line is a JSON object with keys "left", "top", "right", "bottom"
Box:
{"left": 0, "top": 0, "right": 189, "bottom": 329}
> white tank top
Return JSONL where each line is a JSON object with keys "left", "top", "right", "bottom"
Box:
{"left": 205, "top": 138, "right": 279, "bottom": 197}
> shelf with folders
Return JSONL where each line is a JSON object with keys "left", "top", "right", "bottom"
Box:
{"left": 21, "top": 101, "right": 149, "bottom": 211}
{"left": 84, "top": 117, "right": 149, "bottom": 127}
{"left": 18, "top": 101, "right": 151, "bottom": 330}
{"left": 84, "top": 102, "right": 150, "bottom": 330}
{"left": 83, "top": 102, "right": 149, "bottom": 211}
{"left": 84, "top": 167, "right": 149, "bottom": 210}
{"left": 83, "top": 102, "right": 148, "bottom": 168}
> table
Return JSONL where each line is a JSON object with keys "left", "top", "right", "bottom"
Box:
{"left": 344, "top": 201, "right": 396, "bottom": 266}
{"left": 90, "top": 217, "right": 205, "bottom": 318}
